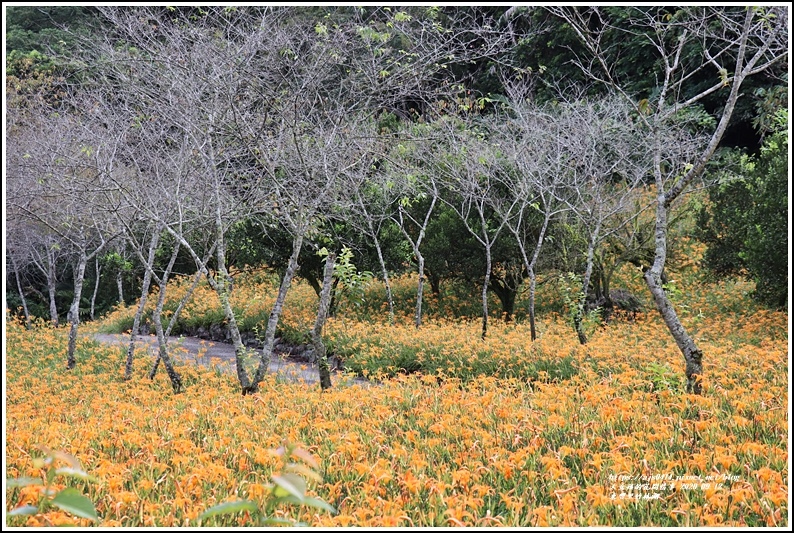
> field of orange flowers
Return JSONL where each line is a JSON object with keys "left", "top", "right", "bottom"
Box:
{"left": 4, "top": 242, "right": 789, "bottom": 527}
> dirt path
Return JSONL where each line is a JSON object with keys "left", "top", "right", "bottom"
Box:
{"left": 91, "top": 333, "right": 370, "bottom": 387}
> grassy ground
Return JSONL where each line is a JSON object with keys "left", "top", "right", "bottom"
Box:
{"left": 4, "top": 239, "right": 789, "bottom": 526}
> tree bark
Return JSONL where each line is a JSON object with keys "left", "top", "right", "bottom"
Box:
{"left": 247, "top": 233, "right": 305, "bottom": 395}
{"left": 126, "top": 233, "right": 158, "bottom": 380}
{"left": 90, "top": 256, "right": 101, "bottom": 321}
{"left": 213, "top": 219, "right": 254, "bottom": 393}
{"left": 415, "top": 252, "right": 426, "bottom": 329}
{"left": 47, "top": 246, "right": 59, "bottom": 326}
{"left": 150, "top": 277, "right": 183, "bottom": 393}
{"left": 396, "top": 195, "right": 437, "bottom": 330}
{"left": 515, "top": 210, "right": 551, "bottom": 342}
{"left": 148, "top": 268, "right": 208, "bottom": 379}
{"left": 530, "top": 213, "right": 551, "bottom": 341}
{"left": 645, "top": 268, "right": 703, "bottom": 394}
{"left": 574, "top": 221, "right": 601, "bottom": 345}
{"left": 116, "top": 269, "right": 124, "bottom": 305}
{"left": 313, "top": 251, "right": 336, "bottom": 390}
{"left": 369, "top": 224, "right": 395, "bottom": 324}
{"left": 480, "top": 247, "right": 492, "bottom": 340}
{"left": 66, "top": 252, "right": 89, "bottom": 369}
{"left": 145, "top": 240, "right": 183, "bottom": 393}
{"left": 9, "top": 253, "right": 32, "bottom": 329}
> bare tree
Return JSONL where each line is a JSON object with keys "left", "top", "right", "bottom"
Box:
{"left": 554, "top": 96, "right": 655, "bottom": 344}
{"left": 489, "top": 81, "right": 573, "bottom": 341}
{"left": 6, "top": 104, "right": 68, "bottom": 327}
{"left": 5, "top": 218, "right": 67, "bottom": 326}
{"left": 391, "top": 169, "right": 439, "bottom": 330}
{"left": 6, "top": 233, "right": 33, "bottom": 329}
{"left": 225, "top": 5, "right": 513, "bottom": 383}
{"left": 82, "top": 7, "right": 272, "bottom": 393}
{"left": 30, "top": 233, "right": 67, "bottom": 326}
{"left": 349, "top": 172, "right": 400, "bottom": 324}
{"left": 419, "top": 116, "right": 517, "bottom": 339}
{"left": 56, "top": 6, "right": 517, "bottom": 392}
{"left": 6, "top": 90, "right": 121, "bottom": 369}
{"left": 547, "top": 6, "right": 788, "bottom": 392}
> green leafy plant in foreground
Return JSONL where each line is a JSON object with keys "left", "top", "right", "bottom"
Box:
{"left": 6, "top": 446, "right": 99, "bottom": 523}
{"left": 645, "top": 361, "right": 684, "bottom": 394}
{"left": 198, "top": 442, "right": 336, "bottom": 526}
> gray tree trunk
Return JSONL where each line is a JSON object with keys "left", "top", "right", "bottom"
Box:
{"left": 647, "top": 147, "right": 704, "bottom": 392}
{"left": 116, "top": 270, "right": 124, "bottom": 305}
{"left": 211, "top": 211, "right": 254, "bottom": 392}
{"left": 145, "top": 240, "right": 183, "bottom": 392}
{"left": 9, "top": 253, "right": 32, "bottom": 329}
{"left": 526, "top": 213, "right": 551, "bottom": 341}
{"left": 480, "top": 247, "right": 492, "bottom": 340}
{"left": 415, "top": 252, "right": 426, "bottom": 329}
{"left": 574, "top": 221, "right": 601, "bottom": 345}
{"left": 248, "top": 233, "right": 305, "bottom": 394}
{"left": 47, "top": 248, "right": 58, "bottom": 326}
{"left": 66, "top": 252, "right": 89, "bottom": 369}
{"left": 369, "top": 222, "right": 395, "bottom": 324}
{"left": 126, "top": 233, "right": 158, "bottom": 380}
{"left": 147, "top": 269, "right": 205, "bottom": 380}
{"left": 396, "top": 195, "right": 437, "bottom": 330}
{"left": 312, "top": 251, "right": 337, "bottom": 390}
{"left": 644, "top": 55, "right": 746, "bottom": 394}
{"left": 90, "top": 257, "right": 101, "bottom": 321}
{"left": 150, "top": 277, "right": 183, "bottom": 393}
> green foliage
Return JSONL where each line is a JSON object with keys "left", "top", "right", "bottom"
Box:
{"left": 6, "top": 446, "right": 100, "bottom": 523}
{"left": 335, "top": 329, "right": 578, "bottom": 383}
{"left": 697, "top": 110, "right": 788, "bottom": 308}
{"left": 5, "top": 6, "right": 96, "bottom": 55}
{"left": 644, "top": 362, "right": 683, "bottom": 394}
{"left": 197, "top": 442, "right": 335, "bottom": 527}
{"left": 752, "top": 76, "right": 788, "bottom": 137}
{"left": 101, "top": 251, "right": 133, "bottom": 273}
{"left": 318, "top": 246, "right": 374, "bottom": 311}
{"left": 558, "top": 272, "right": 601, "bottom": 333}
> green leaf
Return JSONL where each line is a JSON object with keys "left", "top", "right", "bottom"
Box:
{"left": 6, "top": 477, "right": 43, "bottom": 488}
{"left": 199, "top": 499, "right": 259, "bottom": 520}
{"left": 54, "top": 467, "right": 100, "bottom": 483}
{"left": 261, "top": 517, "right": 297, "bottom": 526}
{"left": 51, "top": 488, "right": 99, "bottom": 521}
{"left": 9, "top": 504, "right": 39, "bottom": 516}
{"left": 300, "top": 496, "right": 337, "bottom": 514}
{"left": 269, "top": 495, "right": 304, "bottom": 507}
{"left": 284, "top": 463, "right": 322, "bottom": 482}
{"left": 271, "top": 474, "right": 306, "bottom": 499}
{"left": 394, "top": 11, "right": 411, "bottom": 22}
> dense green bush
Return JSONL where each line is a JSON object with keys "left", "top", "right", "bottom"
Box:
{"left": 697, "top": 110, "right": 788, "bottom": 309}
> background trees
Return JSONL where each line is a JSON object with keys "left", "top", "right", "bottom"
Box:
{"left": 546, "top": 5, "right": 788, "bottom": 392}
{"left": 697, "top": 109, "right": 788, "bottom": 308}
{"left": 5, "top": 5, "right": 788, "bottom": 393}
